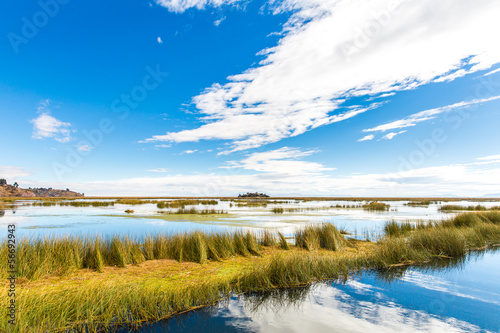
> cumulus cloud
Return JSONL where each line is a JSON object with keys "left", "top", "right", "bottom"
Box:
{"left": 31, "top": 101, "right": 73, "bottom": 143}
{"left": 144, "top": 0, "right": 500, "bottom": 153}
{"left": 364, "top": 95, "right": 500, "bottom": 133}
{"left": 157, "top": 36, "right": 163, "bottom": 44}
{"left": 358, "top": 134, "right": 374, "bottom": 142}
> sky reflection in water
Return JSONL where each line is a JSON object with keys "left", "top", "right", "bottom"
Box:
{"left": 138, "top": 251, "right": 500, "bottom": 333}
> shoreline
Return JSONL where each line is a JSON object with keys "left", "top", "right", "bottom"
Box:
{"left": 2, "top": 196, "right": 500, "bottom": 201}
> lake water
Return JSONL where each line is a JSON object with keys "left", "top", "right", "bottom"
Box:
{"left": 2, "top": 199, "right": 499, "bottom": 240}
{"left": 2, "top": 198, "right": 500, "bottom": 332}
{"left": 136, "top": 250, "right": 500, "bottom": 333}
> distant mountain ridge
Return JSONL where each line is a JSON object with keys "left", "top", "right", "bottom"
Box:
{"left": 482, "top": 193, "right": 500, "bottom": 198}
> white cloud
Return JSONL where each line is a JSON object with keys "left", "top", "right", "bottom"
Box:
{"left": 144, "top": 0, "right": 500, "bottom": 153}
{"left": 476, "top": 154, "right": 500, "bottom": 161}
{"left": 381, "top": 130, "right": 406, "bottom": 140}
{"left": 226, "top": 147, "right": 334, "bottom": 175}
{"left": 77, "top": 145, "right": 93, "bottom": 152}
{"left": 146, "top": 168, "right": 169, "bottom": 173}
{"left": 182, "top": 149, "right": 198, "bottom": 154}
{"left": 155, "top": 0, "right": 244, "bottom": 13}
{"left": 482, "top": 67, "right": 500, "bottom": 77}
{"left": 0, "top": 166, "right": 32, "bottom": 179}
{"left": 157, "top": 36, "right": 163, "bottom": 44}
{"left": 31, "top": 101, "right": 72, "bottom": 143}
{"left": 27, "top": 154, "right": 500, "bottom": 197}
{"left": 358, "top": 134, "right": 374, "bottom": 142}
{"left": 155, "top": 144, "right": 171, "bottom": 148}
{"left": 364, "top": 95, "right": 500, "bottom": 133}
{"left": 214, "top": 16, "right": 226, "bottom": 26}
{"left": 218, "top": 285, "right": 482, "bottom": 333}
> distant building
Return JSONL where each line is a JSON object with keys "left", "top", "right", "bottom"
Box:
{"left": 0, "top": 179, "right": 6, "bottom": 186}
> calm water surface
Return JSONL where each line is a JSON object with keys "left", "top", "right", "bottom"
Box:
{"left": 137, "top": 251, "right": 500, "bottom": 333}
{"left": 2, "top": 199, "right": 499, "bottom": 239}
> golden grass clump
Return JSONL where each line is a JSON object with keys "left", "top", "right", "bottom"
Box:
{"left": 362, "top": 202, "right": 390, "bottom": 211}
{"left": 295, "top": 224, "right": 348, "bottom": 251}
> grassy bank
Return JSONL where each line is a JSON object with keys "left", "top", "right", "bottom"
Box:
{"left": 2, "top": 212, "right": 500, "bottom": 332}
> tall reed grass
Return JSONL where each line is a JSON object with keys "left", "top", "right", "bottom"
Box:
{"left": 167, "top": 208, "right": 227, "bottom": 214}
{"left": 0, "top": 231, "right": 265, "bottom": 278}
{"left": 156, "top": 200, "right": 219, "bottom": 209}
{"left": 374, "top": 212, "right": 500, "bottom": 266}
{"left": 0, "top": 225, "right": 349, "bottom": 280}
{"left": 295, "top": 224, "right": 349, "bottom": 251}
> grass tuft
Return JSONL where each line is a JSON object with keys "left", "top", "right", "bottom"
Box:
{"left": 295, "top": 224, "right": 348, "bottom": 251}
{"left": 363, "top": 202, "right": 390, "bottom": 211}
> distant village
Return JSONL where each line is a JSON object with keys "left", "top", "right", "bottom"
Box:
{"left": 0, "top": 178, "right": 84, "bottom": 198}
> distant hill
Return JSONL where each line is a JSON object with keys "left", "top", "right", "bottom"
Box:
{"left": 0, "top": 180, "right": 84, "bottom": 198}
{"left": 482, "top": 193, "right": 500, "bottom": 198}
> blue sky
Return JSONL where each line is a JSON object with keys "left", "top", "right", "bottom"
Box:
{"left": 1, "top": 0, "right": 500, "bottom": 196}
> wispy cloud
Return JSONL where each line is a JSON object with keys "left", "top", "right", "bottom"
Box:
{"left": 357, "top": 134, "right": 374, "bottom": 142}
{"left": 0, "top": 166, "right": 32, "bottom": 179}
{"left": 381, "top": 130, "right": 406, "bottom": 140}
{"left": 182, "top": 149, "right": 198, "bottom": 154}
{"left": 364, "top": 96, "right": 500, "bottom": 133}
{"left": 226, "top": 147, "right": 334, "bottom": 175}
{"left": 157, "top": 36, "right": 163, "bottom": 44}
{"left": 77, "top": 145, "right": 93, "bottom": 152}
{"left": 31, "top": 100, "right": 73, "bottom": 143}
{"left": 476, "top": 154, "right": 500, "bottom": 161}
{"left": 482, "top": 67, "right": 500, "bottom": 77}
{"left": 155, "top": 0, "right": 244, "bottom": 13}
{"left": 155, "top": 144, "right": 171, "bottom": 148}
{"left": 145, "top": 0, "right": 500, "bottom": 153}
{"left": 214, "top": 16, "right": 226, "bottom": 26}
{"left": 146, "top": 168, "right": 169, "bottom": 173}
